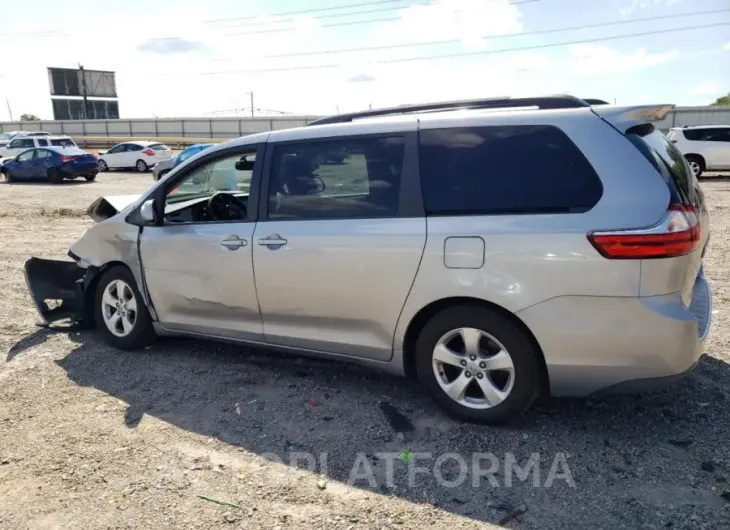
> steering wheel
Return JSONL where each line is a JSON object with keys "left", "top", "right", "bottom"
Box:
{"left": 207, "top": 192, "right": 247, "bottom": 221}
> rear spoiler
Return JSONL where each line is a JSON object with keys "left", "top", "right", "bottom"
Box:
{"left": 591, "top": 104, "right": 674, "bottom": 132}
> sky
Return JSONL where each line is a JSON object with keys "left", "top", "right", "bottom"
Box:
{"left": 0, "top": 0, "right": 728, "bottom": 119}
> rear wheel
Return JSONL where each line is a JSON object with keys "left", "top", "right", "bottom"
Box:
{"left": 98, "top": 159, "right": 108, "bottom": 172}
{"left": 136, "top": 159, "right": 148, "bottom": 172}
{"left": 685, "top": 155, "right": 705, "bottom": 178}
{"left": 93, "top": 266, "right": 157, "bottom": 350}
{"left": 415, "top": 305, "right": 542, "bottom": 424}
{"left": 85, "top": 173, "right": 97, "bottom": 182}
{"left": 47, "top": 168, "right": 63, "bottom": 184}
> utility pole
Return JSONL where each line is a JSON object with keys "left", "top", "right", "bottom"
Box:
{"left": 5, "top": 98, "right": 12, "bottom": 122}
{"left": 250, "top": 92, "right": 254, "bottom": 117}
{"left": 79, "top": 63, "right": 89, "bottom": 119}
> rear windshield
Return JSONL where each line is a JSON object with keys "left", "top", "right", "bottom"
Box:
{"left": 626, "top": 124, "right": 703, "bottom": 209}
{"left": 149, "top": 143, "right": 168, "bottom": 151}
{"left": 51, "top": 138, "right": 76, "bottom": 147}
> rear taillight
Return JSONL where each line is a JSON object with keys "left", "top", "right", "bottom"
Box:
{"left": 60, "top": 156, "right": 76, "bottom": 163}
{"left": 670, "top": 139, "right": 678, "bottom": 144}
{"left": 143, "top": 148, "right": 155, "bottom": 156}
{"left": 588, "top": 204, "right": 700, "bottom": 259}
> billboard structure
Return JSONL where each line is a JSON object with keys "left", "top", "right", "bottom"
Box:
{"left": 48, "top": 66, "right": 119, "bottom": 120}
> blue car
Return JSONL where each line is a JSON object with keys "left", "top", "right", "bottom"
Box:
{"left": 153, "top": 143, "right": 215, "bottom": 181}
{"left": 1, "top": 146, "right": 98, "bottom": 184}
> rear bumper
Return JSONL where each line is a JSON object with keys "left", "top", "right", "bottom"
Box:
{"left": 60, "top": 163, "right": 98, "bottom": 177}
{"left": 23, "top": 257, "right": 91, "bottom": 326}
{"left": 517, "top": 272, "right": 711, "bottom": 397}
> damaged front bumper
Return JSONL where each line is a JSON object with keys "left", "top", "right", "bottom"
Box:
{"left": 24, "top": 257, "right": 91, "bottom": 327}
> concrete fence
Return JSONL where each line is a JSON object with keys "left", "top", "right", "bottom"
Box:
{"left": 1, "top": 106, "right": 728, "bottom": 144}
{"left": 0, "top": 116, "right": 318, "bottom": 140}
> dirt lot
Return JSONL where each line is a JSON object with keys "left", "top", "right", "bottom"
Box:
{"left": 2, "top": 172, "right": 730, "bottom": 530}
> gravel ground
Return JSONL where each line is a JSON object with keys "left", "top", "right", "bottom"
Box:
{"left": 2, "top": 172, "right": 730, "bottom": 530}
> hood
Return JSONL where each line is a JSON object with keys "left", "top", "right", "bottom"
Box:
{"left": 87, "top": 194, "right": 142, "bottom": 222}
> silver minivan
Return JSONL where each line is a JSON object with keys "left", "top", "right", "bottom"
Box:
{"left": 24, "top": 96, "right": 711, "bottom": 424}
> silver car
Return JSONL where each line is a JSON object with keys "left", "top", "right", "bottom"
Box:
{"left": 24, "top": 96, "right": 711, "bottom": 424}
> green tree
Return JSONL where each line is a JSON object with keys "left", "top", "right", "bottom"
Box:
{"left": 710, "top": 92, "right": 730, "bottom": 106}
{"left": 20, "top": 113, "right": 41, "bottom": 121}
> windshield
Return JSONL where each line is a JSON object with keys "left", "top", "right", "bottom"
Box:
{"left": 167, "top": 153, "right": 254, "bottom": 204}
{"left": 0, "top": 133, "right": 13, "bottom": 141}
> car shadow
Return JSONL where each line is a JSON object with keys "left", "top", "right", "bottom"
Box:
{"left": 3, "top": 179, "right": 90, "bottom": 186}
{"left": 12, "top": 328, "right": 730, "bottom": 527}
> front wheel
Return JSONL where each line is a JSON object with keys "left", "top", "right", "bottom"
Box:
{"left": 93, "top": 266, "right": 157, "bottom": 350}
{"left": 136, "top": 160, "right": 148, "bottom": 172}
{"left": 98, "top": 159, "right": 108, "bottom": 172}
{"left": 415, "top": 306, "right": 542, "bottom": 425}
{"left": 3, "top": 169, "right": 13, "bottom": 183}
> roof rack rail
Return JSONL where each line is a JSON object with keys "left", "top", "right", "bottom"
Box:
{"left": 306, "top": 95, "right": 594, "bottom": 126}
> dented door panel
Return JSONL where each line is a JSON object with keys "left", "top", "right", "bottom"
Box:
{"left": 138, "top": 222, "right": 262, "bottom": 341}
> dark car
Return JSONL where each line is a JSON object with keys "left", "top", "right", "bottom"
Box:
{"left": 153, "top": 143, "right": 215, "bottom": 181}
{"left": 1, "top": 146, "right": 98, "bottom": 184}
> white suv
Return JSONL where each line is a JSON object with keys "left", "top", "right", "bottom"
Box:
{"left": 667, "top": 125, "right": 730, "bottom": 177}
{"left": 0, "top": 135, "right": 77, "bottom": 158}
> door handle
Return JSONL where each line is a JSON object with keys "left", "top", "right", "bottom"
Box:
{"left": 258, "top": 234, "right": 288, "bottom": 249}
{"left": 220, "top": 236, "right": 247, "bottom": 250}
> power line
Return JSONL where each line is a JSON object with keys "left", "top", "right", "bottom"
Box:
{"left": 216, "top": 0, "right": 539, "bottom": 28}
{"left": 249, "top": 7, "right": 730, "bottom": 59}
{"left": 206, "top": 0, "right": 406, "bottom": 23}
{"left": 155, "top": 21, "right": 730, "bottom": 77}
{"left": 225, "top": 0, "right": 540, "bottom": 34}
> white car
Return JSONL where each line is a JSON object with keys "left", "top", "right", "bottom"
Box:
{"left": 0, "top": 135, "right": 76, "bottom": 158}
{"left": 0, "top": 130, "right": 52, "bottom": 148}
{"left": 98, "top": 141, "right": 173, "bottom": 173}
{"left": 667, "top": 125, "right": 730, "bottom": 177}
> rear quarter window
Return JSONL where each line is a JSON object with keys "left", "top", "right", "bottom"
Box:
{"left": 626, "top": 124, "right": 704, "bottom": 211}
{"left": 419, "top": 125, "right": 603, "bottom": 215}
{"left": 682, "top": 129, "right": 703, "bottom": 141}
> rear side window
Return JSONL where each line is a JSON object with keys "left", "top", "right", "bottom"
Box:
{"left": 268, "top": 136, "right": 405, "bottom": 220}
{"left": 50, "top": 138, "right": 75, "bottom": 147}
{"left": 128, "top": 144, "right": 143, "bottom": 152}
{"left": 419, "top": 125, "right": 602, "bottom": 215}
{"left": 626, "top": 124, "right": 704, "bottom": 210}
{"left": 682, "top": 128, "right": 702, "bottom": 141}
{"left": 37, "top": 139, "right": 48, "bottom": 146}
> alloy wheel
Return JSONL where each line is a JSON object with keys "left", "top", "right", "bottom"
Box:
{"left": 101, "top": 279, "right": 138, "bottom": 337}
{"left": 432, "top": 327, "right": 515, "bottom": 409}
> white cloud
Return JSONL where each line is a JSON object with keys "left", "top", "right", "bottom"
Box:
{"left": 620, "top": 0, "right": 681, "bottom": 17}
{"left": 369, "top": 0, "right": 523, "bottom": 51}
{"left": 568, "top": 44, "right": 679, "bottom": 75}
{"left": 724, "top": 42, "right": 730, "bottom": 51}
{"left": 689, "top": 82, "right": 719, "bottom": 96}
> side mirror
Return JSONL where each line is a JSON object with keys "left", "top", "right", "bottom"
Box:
{"left": 140, "top": 199, "right": 156, "bottom": 223}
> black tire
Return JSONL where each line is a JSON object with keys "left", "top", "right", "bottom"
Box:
{"left": 155, "top": 169, "right": 169, "bottom": 181}
{"left": 85, "top": 173, "right": 97, "bottom": 182}
{"left": 685, "top": 155, "right": 705, "bottom": 178}
{"left": 415, "top": 305, "right": 541, "bottom": 425}
{"left": 3, "top": 169, "right": 13, "bottom": 183}
{"left": 93, "top": 265, "right": 157, "bottom": 350}
{"left": 98, "top": 159, "right": 108, "bottom": 172}
{"left": 136, "top": 159, "right": 148, "bottom": 172}
{"left": 48, "top": 168, "right": 63, "bottom": 184}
